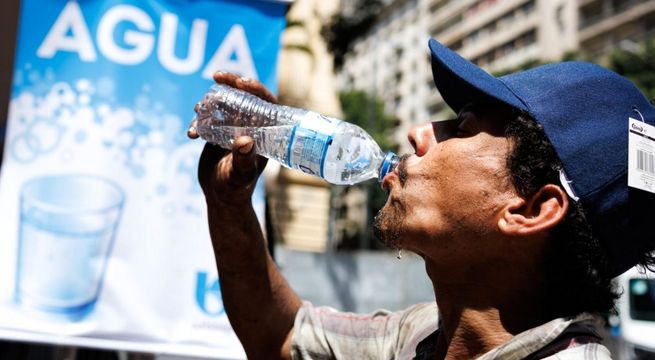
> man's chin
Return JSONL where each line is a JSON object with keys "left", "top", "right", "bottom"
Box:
{"left": 372, "top": 209, "right": 403, "bottom": 250}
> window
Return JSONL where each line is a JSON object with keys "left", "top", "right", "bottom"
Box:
{"left": 432, "top": 14, "right": 463, "bottom": 35}
{"left": 450, "top": 40, "right": 463, "bottom": 51}
{"left": 429, "top": 0, "right": 447, "bottom": 14}
{"left": 521, "top": 0, "right": 535, "bottom": 16}
{"left": 466, "top": 0, "right": 499, "bottom": 17}
{"left": 556, "top": 5, "right": 565, "bottom": 32}
{"left": 395, "top": 47, "right": 404, "bottom": 59}
{"left": 395, "top": 71, "right": 403, "bottom": 83}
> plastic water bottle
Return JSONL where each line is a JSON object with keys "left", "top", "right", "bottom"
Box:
{"left": 193, "top": 84, "right": 399, "bottom": 185}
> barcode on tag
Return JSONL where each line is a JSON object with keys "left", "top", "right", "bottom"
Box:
{"left": 637, "top": 149, "right": 655, "bottom": 175}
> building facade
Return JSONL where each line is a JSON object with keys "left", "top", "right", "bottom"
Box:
{"left": 271, "top": 0, "right": 343, "bottom": 253}
{"left": 426, "top": 0, "right": 578, "bottom": 116}
{"left": 338, "top": 0, "right": 434, "bottom": 151}
{"left": 338, "top": 0, "right": 655, "bottom": 148}
{"left": 578, "top": 0, "right": 655, "bottom": 57}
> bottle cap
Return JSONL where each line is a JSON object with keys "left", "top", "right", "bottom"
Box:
{"left": 379, "top": 152, "right": 399, "bottom": 182}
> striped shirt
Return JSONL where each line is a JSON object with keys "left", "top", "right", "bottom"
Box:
{"left": 291, "top": 302, "right": 612, "bottom": 359}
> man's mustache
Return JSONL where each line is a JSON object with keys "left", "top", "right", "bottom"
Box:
{"left": 398, "top": 154, "right": 410, "bottom": 187}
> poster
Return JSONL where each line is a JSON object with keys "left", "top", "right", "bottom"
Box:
{"left": 0, "top": 0, "right": 288, "bottom": 358}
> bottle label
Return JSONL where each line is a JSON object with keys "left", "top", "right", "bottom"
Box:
{"left": 287, "top": 113, "right": 340, "bottom": 178}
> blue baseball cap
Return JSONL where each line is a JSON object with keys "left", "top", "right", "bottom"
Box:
{"left": 428, "top": 38, "right": 655, "bottom": 277}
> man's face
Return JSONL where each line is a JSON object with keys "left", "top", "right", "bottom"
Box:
{"left": 374, "top": 105, "right": 519, "bottom": 267}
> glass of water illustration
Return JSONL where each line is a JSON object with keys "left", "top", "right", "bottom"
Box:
{"left": 15, "top": 174, "right": 125, "bottom": 320}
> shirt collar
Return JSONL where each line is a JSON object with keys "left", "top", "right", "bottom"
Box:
{"left": 477, "top": 313, "right": 601, "bottom": 360}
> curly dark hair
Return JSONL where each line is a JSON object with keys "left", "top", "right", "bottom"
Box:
{"left": 504, "top": 111, "right": 619, "bottom": 318}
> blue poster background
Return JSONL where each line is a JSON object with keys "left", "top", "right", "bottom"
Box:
{"left": 0, "top": 0, "right": 288, "bottom": 357}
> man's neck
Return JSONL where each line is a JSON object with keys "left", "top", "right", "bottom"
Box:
{"left": 426, "top": 261, "right": 550, "bottom": 360}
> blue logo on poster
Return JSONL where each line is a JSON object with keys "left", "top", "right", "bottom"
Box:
{"left": 195, "top": 271, "right": 224, "bottom": 316}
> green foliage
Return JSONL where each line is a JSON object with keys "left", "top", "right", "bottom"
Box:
{"left": 334, "top": 90, "right": 399, "bottom": 250}
{"left": 562, "top": 50, "right": 583, "bottom": 62}
{"left": 321, "top": 0, "right": 384, "bottom": 70}
{"left": 339, "top": 90, "right": 399, "bottom": 152}
{"left": 608, "top": 40, "right": 655, "bottom": 102}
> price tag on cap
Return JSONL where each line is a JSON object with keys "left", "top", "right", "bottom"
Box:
{"left": 628, "top": 117, "right": 655, "bottom": 194}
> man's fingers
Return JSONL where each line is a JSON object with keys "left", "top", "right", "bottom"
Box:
{"left": 234, "top": 77, "right": 277, "bottom": 104}
{"left": 213, "top": 71, "right": 277, "bottom": 104}
{"left": 187, "top": 119, "right": 199, "bottom": 139}
{"left": 213, "top": 72, "right": 240, "bottom": 87}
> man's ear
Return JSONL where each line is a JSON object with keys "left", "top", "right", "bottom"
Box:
{"left": 498, "top": 184, "right": 569, "bottom": 236}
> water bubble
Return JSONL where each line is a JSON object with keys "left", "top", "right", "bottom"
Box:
{"left": 77, "top": 107, "right": 94, "bottom": 124}
{"left": 156, "top": 184, "right": 168, "bottom": 196}
{"left": 96, "top": 77, "right": 115, "bottom": 98}
{"left": 131, "top": 166, "right": 145, "bottom": 178}
{"left": 11, "top": 134, "right": 38, "bottom": 162}
{"left": 8, "top": 76, "right": 199, "bottom": 203}
{"left": 79, "top": 94, "right": 91, "bottom": 106}
{"left": 51, "top": 83, "right": 75, "bottom": 105}
{"left": 162, "top": 203, "right": 176, "bottom": 217}
{"left": 12, "top": 92, "right": 36, "bottom": 124}
{"left": 44, "top": 68, "right": 56, "bottom": 83}
{"left": 117, "top": 131, "right": 133, "bottom": 147}
{"left": 74, "top": 130, "right": 87, "bottom": 144}
{"left": 149, "top": 131, "right": 164, "bottom": 146}
{"left": 161, "top": 114, "right": 182, "bottom": 143}
{"left": 29, "top": 119, "right": 61, "bottom": 153}
{"left": 185, "top": 205, "right": 201, "bottom": 215}
{"left": 28, "top": 70, "right": 40, "bottom": 83}
{"left": 76, "top": 79, "right": 93, "bottom": 93}
{"left": 104, "top": 108, "right": 134, "bottom": 132}
{"left": 97, "top": 104, "right": 110, "bottom": 118}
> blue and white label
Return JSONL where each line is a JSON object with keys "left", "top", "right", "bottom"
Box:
{"left": 287, "top": 113, "right": 340, "bottom": 177}
{"left": 629, "top": 117, "right": 655, "bottom": 194}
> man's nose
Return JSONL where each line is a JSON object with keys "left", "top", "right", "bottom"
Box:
{"left": 408, "top": 123, "right": 437, "bottom": 157}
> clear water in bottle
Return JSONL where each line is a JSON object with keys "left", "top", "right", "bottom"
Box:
{"left": 194, "top": 84, "right": 398, "bottom": 185}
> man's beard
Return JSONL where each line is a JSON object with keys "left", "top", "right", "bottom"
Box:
{"left": 373, "top": 205, "right": 404, "bottom": 251}
{"left": 374, "top": 154, "right": 409, "bottom": 250}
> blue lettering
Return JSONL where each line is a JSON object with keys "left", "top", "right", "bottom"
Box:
{"left": 195, "top": 271, "right": 225, "bottom": 316}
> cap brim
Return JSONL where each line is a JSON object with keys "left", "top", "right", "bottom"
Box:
{"left": 429, "top": 39, "right": 529, "bottom": 114}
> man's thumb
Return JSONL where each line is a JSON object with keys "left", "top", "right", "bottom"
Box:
{"left": 231, "top": 136, "right": 259, "bottom": 183}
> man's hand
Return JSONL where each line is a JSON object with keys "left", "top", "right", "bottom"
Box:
{"left": 186, "top": 73, "right": 299, "bottom": 360}
{"left": 187, "top": 72, "right": 276, "bottom": 205}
